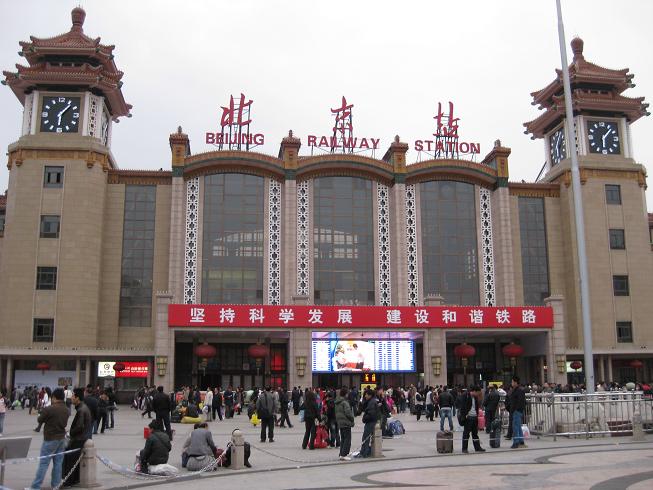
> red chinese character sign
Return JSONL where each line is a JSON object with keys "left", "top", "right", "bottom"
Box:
{"left": 307, "top": 96, "right": 381, "bottom": 155}
{"left": 205, "top": 93, "right": 264, "bottom": 150}
{"left": 414, "top": 101, "right": 481, "bottom": 159}
{"left": 169, "top": 305, "right": 553, "bottom": 329}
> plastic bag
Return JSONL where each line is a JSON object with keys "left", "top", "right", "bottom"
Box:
{"left": 149, "top": 464, "right": 179, "bottom": 476}
{"left": 521, "top": 424, "right": 531, "bottom": 439}
{"left": 251, "top": 412, "right": 260, "bottom": 426}
{"left": 299, "top": 409, "right": 305, "bottom": 423}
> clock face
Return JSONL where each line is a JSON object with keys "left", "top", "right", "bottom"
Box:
{"left": 588, "top": 120, "right": 620, "bottom": 155}
{"left": 40, "top": 96, "right": 81, "bottom": 133}
{"left": 549, "top": 127, "right": 567, "bottom": 165}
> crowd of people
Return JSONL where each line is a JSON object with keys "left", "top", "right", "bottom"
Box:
{"left": 9, "top": 377, "right": 653, "bottom": 488}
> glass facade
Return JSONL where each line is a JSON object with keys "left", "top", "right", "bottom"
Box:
{"left": 119, "top": 185, "right": 156, "bottom": 327}
{"left": 518, "top": 197, "right": 550, "bottom": 305}
{"left": 420, "top": 181, "right": 479, "bottom": 305}
{"left": 313, "top": 176, "right": 375, "bottom": 305}
{"left": 202, "top": 174, "right": 264, "bottom": 304}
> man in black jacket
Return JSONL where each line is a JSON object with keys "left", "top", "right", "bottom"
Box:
{"left": 482, "top": 384, "right": 500, "bottom": 434}
{"left": 356, "top": 389, "right": 378, "bottom": 458}
{"left": 84, "top": 385, "right": 99, "bottom": 439}
{"left": 62, "top": 388, "right": 92, "bottom": 488}
{"left": 510, "top": 376, "right": 527, "bottom": 449}
{"left": 139, "top": 419, "right": 171, "bottom": 473}
{"left": 438, "top": 387, "right": 454, "bottom": 432}
{"left": 152, "top": 386, "right": 173, "bottom": 439}
{"left": 291, "top": 387, "right": 301, "bottom": 416}
{"left": 459, "top": 386, "right": 486, "bottom": 453}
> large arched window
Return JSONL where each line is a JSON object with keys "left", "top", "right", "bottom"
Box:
{"left": 202, "top": 173, "right": 264, "bottom": 303}
{"left": 420, "top": 180, "right": 479, "bottom": 305}
{"left": 313, "top": 176, "right": 375, "bottom": 305}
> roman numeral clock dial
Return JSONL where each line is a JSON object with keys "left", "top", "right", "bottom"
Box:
{"left": 39, "top": 96, "right": 81, "bottom": 133}
{"left": 587, "top": 121, "right": 620, "bottom": 155}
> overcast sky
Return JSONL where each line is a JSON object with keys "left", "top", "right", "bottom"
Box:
{"left": 1, "top": 0, "right": 652, "bottom": 210}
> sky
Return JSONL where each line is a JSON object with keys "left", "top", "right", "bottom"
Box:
{"left": 1, "top": 0, "right": 652, "bottom": 210}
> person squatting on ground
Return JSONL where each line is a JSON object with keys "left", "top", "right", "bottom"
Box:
{"left": 28, "top": 388, "right": 70, "bottom": 490}
{"left": 138, "top": 418, "right": 171, "bottom": 473}
{"left": 181, "top": 422, "right": 218, "bottom": 471}
{"left": 459, "top": 385, "right": 486, "bottom": 454}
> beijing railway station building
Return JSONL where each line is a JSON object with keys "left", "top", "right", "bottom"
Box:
{"left": 0, "top": 8, "right": 652, "bottom": 396}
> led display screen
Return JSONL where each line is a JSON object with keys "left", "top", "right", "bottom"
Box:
{"left": 311, "top": 340, "right": 415, "bottom": 373}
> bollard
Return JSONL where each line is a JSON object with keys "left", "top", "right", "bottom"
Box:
{"left": 632, "top": 412, "right": 645, "bottom": 442}
{"left": 80, "top": 439, "right": 101, "bottom": 488}
{"left": 371, "top": 422, "right": 383, "bottom": 458}
{"left": 230, "top": 429, "right": 245, "bottom": 470}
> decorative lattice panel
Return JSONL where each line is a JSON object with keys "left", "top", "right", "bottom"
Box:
{"left": 268, "top": 180, "right": 281, "bottom": 305}
{"left": 405, "top": 184, "right": 419, "bottom": 306}
{"left": 296, "top": 180, "right": 310, "bottom": 296}
{"left": 377, "top": 183, "right": 391, "bottom": 306}
{"left": 183, "top": 177, "right": 199, "bottom": 304}
{"left": 479, "top": 187, "right": 496, "bottom": 306}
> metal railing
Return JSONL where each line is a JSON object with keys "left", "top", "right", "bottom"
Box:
{"left": 525, "top": 392, "right": 653, "bottom": 440}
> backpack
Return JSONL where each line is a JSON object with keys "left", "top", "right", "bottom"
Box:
{"left": 257, "top": 393, "right": 271, "bottom": 419}
{"left": 389, "top": 419, "right": 405, "bottom": 435}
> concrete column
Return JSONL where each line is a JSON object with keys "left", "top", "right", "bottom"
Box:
{"left": 5, "top": 358, "right": 13, "bottom": 392}
{"left": 606, "top": 355, "right": 613, "bottom": 382}
{"left": 598, "top": 355, "right": 605, "bottom": 383}
{"left": 544, "top": 295, "right": 567, "bottom": 386}
{"left": 283, "top": 179, "right": 297, "bottom": 304}
{"left": 167, "top": 177, "right": 186, "bottom": 304}
{"left": 155, "top": 292, "right": 174, "bottom": 391}
{"left": 0, "top": 359, "right": 3, "bottom": 389}
{"left": 491, "top": 186, "right": 516, "bottom": 306}
{"left": 85, "top": 357, "right": 91, "bottom": 386}
{"left": 75, "top": 358, "right": 81, "bottom": 388}
{"left": 290, "top": 294, "right": 311, "bottom": 390}
{"left": 390, "top": 182, "right": 408, "bottom": 306}
{"left": 423, "top": 294, "right": 447, "bottom": 387}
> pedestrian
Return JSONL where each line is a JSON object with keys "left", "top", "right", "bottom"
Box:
{"left": 105, "top": 387, "right": 117, "bottom": 429}
{"left": 33, "top": 387, "right": 52, "bottom": 433}
{"left": 291, "top": 387, "right": 301, "bottom": 416}
{"left": 141, "top": 388, "right": 154, "bottom": 419}
{"left": 0, "top": 390, "right": 7, "bottom": 436}
{"left": 460, "top": 385, "right": 486, "bottom": 453}
{"left": 84, "top": 386, "right": 99, "bottom": 439}
{"left": 414, "top": 389, "right": 424, "bottom": 421}
{"left": 335, "top": 387, "right": 354, "bottom": 461}
{"left": 355, "top": 389, "right": 378, "bottom": 458}
{"left": 212, "top": 387, "right": 223, "bottom": 421}
{"left": 278, "top": 387, "right": 293, "bottom": 428}
{"left": 95, "top": 391, "right": 109, "bottom": 434}
{"left": 204, "top": 387, "right": 213, "bottom": 421}
{"left": 483, "top": 384, "right": 500, "bottom": 434}
{"left": 224, "top": 386, "right": 234, "bottom": 418}
{"left": 28, "top": 388, "right": 70, "bottom": 489}
{"left": 325, "top": 390, "right": 340, "bottom": 447}
{"left": 438, "top": 386, "right": 455, "bottom": 432}
{"left": 510, "top": 376, "right": 527, "bottom": 449}
{"left": 256, "top": 386, "right": 277, "bottom": 443}
{"left": 152, "top": 386, "right": 173, "bottom": 440}
{"left": 504, "top": 384, "right": 514, "bottom": 440}
{"left": 425, "top": 386, "right": 434, "bottom": 421}
{"left": 301, "top": 389, "right": 319, "bottom": 450}
{"left": 181, "top": 422, "right": 217, "bottom": 471}
{"left": 62, "top": 388, "right": 92, "bottom": 488}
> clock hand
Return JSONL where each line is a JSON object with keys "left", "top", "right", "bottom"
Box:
{"left": 602, "top": 129, "right": 613, "bottom": 146}
{"left": 56, "top": 103, "right": 72, "bottom": 126}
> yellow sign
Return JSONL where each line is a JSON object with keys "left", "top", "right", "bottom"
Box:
{"left": 363, "top": 373, "right": 377, "bottom": 383}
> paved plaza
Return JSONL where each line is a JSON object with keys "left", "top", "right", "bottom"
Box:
{"left": 1, "top": 405, "right": 652, "bottom": 489}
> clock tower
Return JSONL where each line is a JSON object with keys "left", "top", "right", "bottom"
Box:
{"left": 524, "top": 38, "right": 651, "bottom": 355}
{"left": 0, "top": 8, "right": 131, "bottom": 349}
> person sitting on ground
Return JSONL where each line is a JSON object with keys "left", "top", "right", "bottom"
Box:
{"left": 182, "top": 422, "right": 218, "bottom": 471}
{"left": 139, "top": 419, "right": 171, "bottom": 474}
{"left": 181, "top": 400, "right": 202, "bottom": 424}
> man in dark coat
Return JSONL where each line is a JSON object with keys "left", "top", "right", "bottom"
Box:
{"left": 510, "top": 376, "right": 527, "bottom": 449}
{"left": 291, "top": 387, "right": 301, "bottom": 416}
{"left": 139, "top": 419, "right": 171, "bottom": 473}
{"left": 459, "top": 385, "right": 486, "bottom": 453}
{"left": 356, "top": 389, "right": 378, "bottom": 458}
{"left": 152, "top": 386, "right": 173, "bottom": 439}
{"left": 482, "top": 384, "right": 500, "bottom": 434}
{"left": 62, "top": 388, "right": 92, "bottom": 488}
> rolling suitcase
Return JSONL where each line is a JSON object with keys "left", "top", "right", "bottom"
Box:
{"left": 436, "top": 430, "right": 454, "bottom": 454}
{"left": 489, "top": 418, "right": 501, "bottom": 448}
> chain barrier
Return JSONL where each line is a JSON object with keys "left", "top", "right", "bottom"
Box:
{"left": 96, "top": 442, "right": 233, "bottom": 482}
{"left": 0, "top": 447, "right": 81, "bottom": 467}
{"left": 249, "top": 432, "right": 374, "bottom": 465}
{"left": 53, "top": 450, "right": 83, "bottom": 490}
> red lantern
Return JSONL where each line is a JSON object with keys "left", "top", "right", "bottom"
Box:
{"left": 453, "top": 343, "right": 476, "bottom": 359}
{"left": 248, "top": 344, "right": 269, "bottom": 359}
{"left": 570, "top": 360, "right": 582, "bottom": 371}
{"left": 113, "top": 362, "right": 125, "bottom": 373}
{"left": 502, "top": 342, "right": 524, "bottom": 359}
{"left": 36, "top": 361, "right": 50, "bottom": 373}
{"left": 195, "top": 342, "right": 217, "bottom": 359}
{"left": 630, "top": 360, "right": 644, "bottom": 369}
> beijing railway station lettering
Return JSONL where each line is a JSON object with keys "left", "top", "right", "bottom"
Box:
{"left": 169, "top": 304, "right": 554, "bottom": 329}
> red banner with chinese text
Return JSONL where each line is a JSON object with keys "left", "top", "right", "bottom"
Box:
{"left": 168, "top": 305, "right": 553, "bottom": 329}
{"left": 115, "top": 362, "right": 149, "bottom": 378}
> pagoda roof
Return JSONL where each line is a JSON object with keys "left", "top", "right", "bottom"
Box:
{"left": 2, "top": 7, "right": 131, "bottom": 118}
{"left": 524, "top": 37, "right": 648, "bottom": 138}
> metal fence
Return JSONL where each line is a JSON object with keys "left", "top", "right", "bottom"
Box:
{"left": 524, "top": 392, "right": 653, "bottom": 440}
